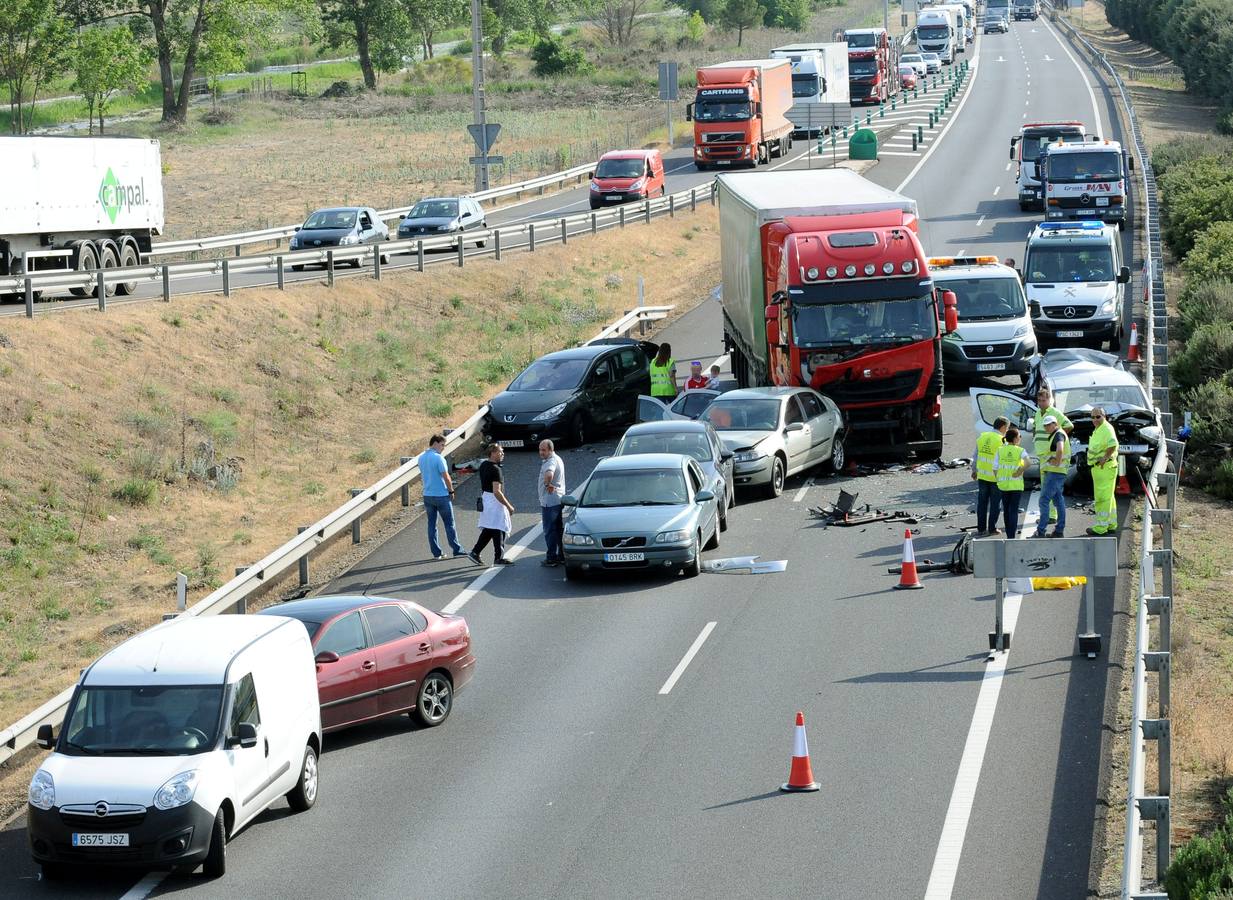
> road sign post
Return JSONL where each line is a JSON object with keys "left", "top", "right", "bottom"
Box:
{"left": 658, "top": 62, "right": 679, "bottom": 149}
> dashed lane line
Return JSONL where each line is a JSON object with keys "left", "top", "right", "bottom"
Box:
{"left": 658, "top": 622, "right": 718, "bottom": 694}
{"left": 441, "top": 524, "right": 545, "bottom": 615}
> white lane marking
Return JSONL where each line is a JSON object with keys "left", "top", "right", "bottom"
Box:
{"left": 119, "top": 872, "right": 167, "bottom": 900}
{"left": 441, "top": 524, "right": 544, "bottom": 615}
{"left": 879, "top": 150, "right": 924, "bottom": 157}
{"left": 923, "top": 492, "right": 1037, "bottom": 899}
{"left": 976, "top": 214, "right": 986, "bottom": 227}
{"left": 896, "top": 51, "right": 982, "bottom": 193}
{"left": 993, "top": 185, "right": 1001, "bottom": 195}
{"left": 792, "top": 476, "right": 815, "bottom": 503}
{"left": 658, "top": 622, "right": 718, "bottom": 694}
{"left": 1006, "top": 162, "right": 1012, "bottom": 171}
{"left": 1042, "top": 17, "right": 1101, "bottom": 135}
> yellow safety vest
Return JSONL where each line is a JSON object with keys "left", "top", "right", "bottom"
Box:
{"left": 997, "top": 444, "right": 1025, "bottom": 492}
{"left": 1040, "top": 429, "right": 1071, "bottom": 475}
{"left": 1088, "top": 419, "right": 1119, "bottom": 469}
{"left": 1033, "top": 406, "right": 1071, "bottom": 459}
{"left": 650, "top": 358, "right": 675, "bottom": 397}
{"left": 975, "top": 431, "right": 1002, "bottom": 483}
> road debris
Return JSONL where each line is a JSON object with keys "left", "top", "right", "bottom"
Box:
{"left": 702, "top": 556, "right": 788, "bottom": 574}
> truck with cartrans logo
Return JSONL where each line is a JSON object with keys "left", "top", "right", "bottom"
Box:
{"left": 843, "top": 28, "right": 900, "bottom": 105}
{"left": 0, "top": 136, "right": 164, "bottom": 297}
{"left": 688, "top": 59, "right": 794, "bottom": 169}
{"left": 717, "top": 170, "right": 959, "bottom": 459}
{"left": 1041, "top": 137, "right": 1133, "bottom": 229}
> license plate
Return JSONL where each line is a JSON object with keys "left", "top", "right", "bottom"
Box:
{"left": 496, "top": 439, "right": 523, "bottom": 448}
{"left": 73, "top": 833, "right": 129, "bottom": 847}
{"left": 1076, "top": 209, "right": 1096, "bottom": 216}
{"left": 604, "top": 552, "right": 645, "bottom": 562}
{"left": 604, "top": 195, "right": 622, "bottom": 202}
{"left": 1056, "top": 330, "right": 1084, "bottom": 338}
{"left": 1096, "top": 197, "right": 1110, "bottom": 206}
{"left": 717, "top": 161, "right": 732, "bottom": 166}
{"left": 976, "top": 362, "right": 1006, "bottom": 372}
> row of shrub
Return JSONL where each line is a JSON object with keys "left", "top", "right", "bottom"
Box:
{"left": 1104, "top": 0, "right": 1233, "bottom": 134}
{"left": 1156, "top": 137, "right": 1233, "bottom": 501}
{"left": 1165, "top": 785, "right": 1233, "bottom": 897}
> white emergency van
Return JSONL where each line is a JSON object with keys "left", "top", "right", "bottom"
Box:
{"left": 929, "top": 256, "right": 1037, "bottom": 383}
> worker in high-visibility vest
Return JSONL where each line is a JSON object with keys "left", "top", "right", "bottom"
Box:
{"left": 1086, "top": 406, "right": 1120, "bottom": 535}
{"left": 1033, "top": 415, "right": 1070, "bottom": 538}
{"left": 1033, "top": 386, "right": 1073, "bottom": 526}
{"left": 649, "top": 342, "right": 677, "bottom": 400}
{"left": 971, "top": 415, "right": 1009, "bottom": 535}
{"left": 995, "top": 427, "right": 1030, "bottom": 539}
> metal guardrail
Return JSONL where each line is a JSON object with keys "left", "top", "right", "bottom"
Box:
{"left": 1050, "top": 11, "right": 1182, "bottom": 897}
{"left": 0, "top": 302, "right": 675, "bottom": 768}
{"left": 146, "top": 163, "right": 598, "bottom": 257}
{"left": 2, "top": 182, "right": 717, "bottom": 314}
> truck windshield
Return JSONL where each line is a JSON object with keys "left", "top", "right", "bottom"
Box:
{"left": 791, "top": 74, "right": 820, "bottom": 97}
{"left": 942, "top": 277, "right": 1027, "bottom": 320}
{"left": 694, "top": 100, "right": 752, "bottom": 121}
{"left": 1025, "top": 247, "right": 1115, "bottom": 283}
{"left": 791, "top": 294, "right": 938, "bottom": 347}
{"left": 846, "top": 33, "right": 876, "bottom": 47}
{"left": 918, "top": 24, "right": 950, "bottom": 39}
{"left": 595, "top": 158, "right": 645, "bottom": 179}
{"left": 61, "top": 685, "right": 224, "bottom": 756}
{"left": 1046, "top": 150, "right": 1122, "bottom": 182}
{"left": 1021, "top": 132, "right": 1084, "bottom": 162}
{"left": 849, "top": 60, "right": 878, "bottom": 76}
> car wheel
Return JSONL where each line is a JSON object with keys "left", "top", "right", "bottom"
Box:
{"left": 682, "top": 536, "right": 701, "bottom": 577}
{"left": 1109, "top": 326, "right": 1122, "bottom": 352}
{"left": 568, "top": 412, "right": 587, "bottom": 447}
{"left": 413, "top": 671, "right": 453, "bottom": 727}
{"left": 704, "top": 521, "right": 719, "bottom": 550}
{"left": 764, "top": 455, "right": 785, "bottom": 498}
{"left": 350, "top": 258, "right": 362, "bottom": 269}
{"left": 565, "top": 564, "right": 583, "bottom": 581}
{"left": 285, "top": 743, "right": 318, "bottom": 812}
{"left": 824, "top": 431, "right": 846, "bottom": 474}
{"left": 202, "top": 809, "right": 226, "bottom": 878}
{"left": 380, "top": 252, "right": 390, "bottom": 264}
{"left": 291, "top": 263, "right": 304, "bottom": 272}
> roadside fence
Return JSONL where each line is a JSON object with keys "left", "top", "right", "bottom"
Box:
{"left": 0, "top": 301, "right": 675, "bottom": 768}
{"left": 1053, "top": 11, "right": 1184, "bottom": 898}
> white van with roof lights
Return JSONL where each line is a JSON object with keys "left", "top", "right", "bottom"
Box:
{"left": 928, "top": 255, "right": 1036, "bottom": 383}
{"left": 27, "top": 616, "right": 321, "bottom": 880}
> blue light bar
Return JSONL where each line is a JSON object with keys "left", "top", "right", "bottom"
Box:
{"left": 1037, "top": 221, "right": 1105, "bottom": 231}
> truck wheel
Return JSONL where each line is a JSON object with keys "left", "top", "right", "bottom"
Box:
{"left": 116, "top": 242, "right": 140, "bottom": 296}
{"left": 695, "top": 162, "right": 709, "bottom": 172}
{"left": 98, "top": 243, "right": 120, "bottom": 296}
{"left": 69, "top": 241, "right": 98, "bottom": 298}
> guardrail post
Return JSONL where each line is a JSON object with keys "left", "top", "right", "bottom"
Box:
{"left": 417, "top": 240, "right": 425, "bottom": 272}
{"left": 494, "top": 231, "right": 501, "bottom": 261}
{"left": 529, "top": 223, "right": 536, "bottom": 252}
{"left": 222, "top": 259, "right": 231, "bottom": 297}
{"left": 373, "top": 246, "right": 382, "bottom": 280}
{"left": 644, "top": 201, "right": 651, "bottom": 225}
{"left": 176, "top": 572, "right": 187, "bottom": 611}
{"left": 350, "top": 489, "right": 363, "bottom": 543}
{"left": 297, "top": 527, "right": 310, "bottom": 585}
{"left": 690, "top": 189, "right": 697, "bottom": 212}
{"left": 1145, "top": 651, "right": 1170, "bottom": 717}
{"left": 400, "top": 457, "right": 413, "bottom": 506}
{"left": 326, "top": 250, "right": 335, "bottom": 287}
{"left": 1136, "top": 796, "right": 1171, "bottom": 883}
{"left": 234, "top": 244, "right": 241, "bottom": 258}
{"left": 1150, "top": 507, "right": 1173, "bottom": 564}
{"left": 620, "top": 207, "right": 626, "bottom": 228}
{"left": 24, "top": 277, "right": 34, "bottom": 318}
{"left": 669, "top": 195, "right": 676, "bottom": 218}
{"left": 560, "top": 217, "right": 567, "bottom": 244}
{"left": 233, "top": 569, "right": 248, "bottom": 613}
{"left": 162, "top": 265, "right": 172, "bottom": 300}
{"left": 457, "top": 237, "right": 465, "bottom": 268}
{"left": 591, "top": 212, "right": 598, "bottom": 235}
{"left": 1142, "top": 718, "right": 1172, "bottom": 796}
{"left": 96, "top": 270, "right": 107, "bottom": 311}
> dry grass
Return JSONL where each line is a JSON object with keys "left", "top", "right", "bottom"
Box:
{"left": 0, "top": 208, "right": 719, "bottom": 738}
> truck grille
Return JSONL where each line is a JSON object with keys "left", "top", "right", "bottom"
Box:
{"left": 1044, "top": 305, "right": 1097, "bottom": 319}
{"left": 960, "top": 343, "right": 1015, "bottom": 359}
{"left": 704, "top": 132, "right": 744, "bottom": 143}
{"left": 600, "top": 536, "right": 647, "bottom": 549}
{"left": 825, "top": 370, "right": 922, "bottom": 404}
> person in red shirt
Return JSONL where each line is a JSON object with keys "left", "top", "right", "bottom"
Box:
{"left": 684, "top": 360, "right": 709, "bottom": 390}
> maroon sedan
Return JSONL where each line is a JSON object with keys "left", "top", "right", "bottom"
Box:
{"left": 258, "top": 595, "right": 475, "bottom": 732}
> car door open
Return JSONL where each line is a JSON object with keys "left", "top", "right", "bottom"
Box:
{"left": 969, "top": 387, "right": 1037, "bottom": 436}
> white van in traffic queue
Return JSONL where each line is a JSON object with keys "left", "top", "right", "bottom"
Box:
{"left": 1019, "top": 221, "right": 1131, "bottom": 352}
{"left": 27, "top": 616, "right": 322, "bottom": 881}
{"left": 928, "top": 256, "right": 1037, "bottom": 384}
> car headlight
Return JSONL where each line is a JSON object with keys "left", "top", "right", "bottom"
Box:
{"left": 154, "top": 770, "right": 199, "bottom": 811}
{"left": 533, "top": 402, "right": 568, "bottom": 422}
{"left": 655, "top": 530, "right": 689, "bottom": 543}
{"left": 29, "top": 769, "right": 54, "bottom": 810}
{"left": 1100, "top": 298, "right": 1115, "bottom": 314}
{"left": 439, "top": 222, "right": 459, "bottom": 232}
{"left": 734, "top": 450, "right": 765, "bottom": 463}
{"left": 563, "top": 532, "right": 594, "bottom": 546}
{"left": 1013, "top": 323, "right": 1032, "bottom": 338}
{"left": 289, "top": 237, "right": 299, "bottom": 249}
{"left": 590, "top": 180, "right": 601, "bottom": 191}
{"left": 340, "top": 234, "right": 360, "bottom": 246}
{"left": 630, "top": 178, "right": 647, "bottom": 192}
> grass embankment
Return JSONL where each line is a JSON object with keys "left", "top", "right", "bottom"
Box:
{"left": 0, "top": 209, "right": 719, "bottom": 737}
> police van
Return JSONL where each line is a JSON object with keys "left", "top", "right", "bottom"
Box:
{"left": 928, "top": 255, "right": 1036, "bottom": 383}
{"left": 1020, "top": 221, "right": 1130, "bottom": 351}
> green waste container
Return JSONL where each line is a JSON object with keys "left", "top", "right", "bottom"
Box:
{"left": 849, "top": 128, "right": 878, "bottom": 161}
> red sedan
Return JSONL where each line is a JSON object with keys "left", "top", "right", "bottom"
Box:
{"left": 898, "top": 64, "right": 919, "bottom": 90}
{"left": 259, "top": 595, "right": 475, "bottom": 732}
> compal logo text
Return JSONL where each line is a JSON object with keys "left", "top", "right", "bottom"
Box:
{"left": 98, "top": 168, "right": 146, "bottom": 225}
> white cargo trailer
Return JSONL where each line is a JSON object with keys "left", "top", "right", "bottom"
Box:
{"left": 770, "top": 42, "right": 851, "bottom": 134}
{"left": 0, "top": 136, "right": 164, "bottom": 296}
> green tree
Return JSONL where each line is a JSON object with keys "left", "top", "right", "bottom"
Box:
{"left": 1160, "top": 155, "right": 1233, "bottom": 259}
{"left": 73, "top": 25, "right": 150, "bottom": 134}
{"left": 765, "top": 0, "right": 809, "bottom": 29}
{"left": 320, "top": 0, "right": 412, "bottom": 88}
{"left": 720, "top": 0, "right": 764, "bottom": 45}
{"left": 0, "top": 0, "right": 71, "bottom": 133}
{"left": 1183, "top": 221, "right": 1233, "bottom": 290}
{"left": 683, "top": 9, "right": 706, "bottom": 42}
{"left": 668, "top": 0, "right": 724, "bottom": 23}
{"left": 407, "top": 0, "right": 467, "bottom": 59}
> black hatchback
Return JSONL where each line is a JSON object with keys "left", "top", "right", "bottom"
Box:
{"left": 483, "top": 340, "right": 654, "bottom": 448}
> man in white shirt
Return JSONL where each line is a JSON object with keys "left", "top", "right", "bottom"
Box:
{"left": 538, "top": 439, "right": 566, "bottom": 567}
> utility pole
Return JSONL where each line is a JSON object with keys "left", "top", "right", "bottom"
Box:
{"left": 884, "top": 0, "right": 890, "bottom": 34}
{"left": 470, "top": 0, "right": 490, "bottom": 192}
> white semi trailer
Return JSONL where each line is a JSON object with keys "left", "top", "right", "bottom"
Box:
{"left": 0, "top": 136, "right": 164, "bottom": 297}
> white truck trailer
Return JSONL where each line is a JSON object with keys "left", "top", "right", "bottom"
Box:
{"left": 0, "top": 136, "right": 164, "bottom": 296}
{"left": 916, "top": 8, "right": 956, "bottom": 64}
{"left": 770, "top": 42, "right": 851, "bottom": 135}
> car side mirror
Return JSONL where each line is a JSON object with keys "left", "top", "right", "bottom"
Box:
{"left": 294, "top": 225, "right": 301, "bottom": 232}
{"left": 228, "top": 721, "right": 259, "bottom": 750}
{"left": 685, "top": 103, "right": 693, "bottom": 122}
{"left": 399, "top": 214, "right": 406, "bottom": 220}
{"left": 561, "top": 494, "right": 578, "bottom": 507}
{"left": 694, "top": 489, "right": 715, "bottom": 503}
{"left": 720, "top": 448, "right": 734, "bottom": 461}
{"left": 1117, "top": 266, "right": 1131, "bottom": 284}
{"left": 315, "top": 650, "right": 340, "bottom": 665}
{"left": 36, "top": 723, "right": 54, "bottom": 750}
{"left": 785, "top": 422, "right": 805, "bottom": 433}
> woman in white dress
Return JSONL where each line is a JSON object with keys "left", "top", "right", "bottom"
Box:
{"left": 468, "top": 444, "right": 516, "bottom": 565}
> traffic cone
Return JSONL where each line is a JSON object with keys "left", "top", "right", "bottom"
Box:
{"left": 1116, "top": 456, "right": 1131, "bottom": 496}
{"left": 780, "top": 712, "right": 820, "bottom": 793}
{"left": 894, "top": 528, "right": 925, "bottom": 590}
{"left": 1127, "top": 322, "right": 1140, "bottom": 363}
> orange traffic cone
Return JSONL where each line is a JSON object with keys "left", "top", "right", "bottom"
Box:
{"left": 1127, "top": 322, "right": 1140, "bottom": 363}
{"left": 1116, "top": 473, "right": 1131, "bottom": 496}
{"left": 894, "top": 528, "right": 924, "bottom": 590}
{"left": 780, "top": 711, "right": 820, "bottom": 793}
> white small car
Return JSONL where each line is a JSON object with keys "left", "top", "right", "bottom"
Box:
{"left": 900, "top": 53, "right": 929, "bottom": 76}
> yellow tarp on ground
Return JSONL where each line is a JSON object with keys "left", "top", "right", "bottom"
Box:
{"left": 1032, "top": 576, "right": 1088, "bottom": 590}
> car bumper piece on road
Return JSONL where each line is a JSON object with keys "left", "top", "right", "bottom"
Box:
{"left": 28, "top": 801, "right": 216, "bottom": 869}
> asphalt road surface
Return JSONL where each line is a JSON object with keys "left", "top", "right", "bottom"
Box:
{"left": 1, "top": 17, "right": 1142, "bottom": 900}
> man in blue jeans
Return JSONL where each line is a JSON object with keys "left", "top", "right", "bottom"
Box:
{"left": 538, "top": 439, "right": 566, "bottom": 567}
{"left": 417, "top": 434, "right": 465, "bottom": 559}
{"left": 1033, "top": 415, "right": 1069, "bottom": 538}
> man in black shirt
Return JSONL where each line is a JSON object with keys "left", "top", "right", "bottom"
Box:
{"left": 469, "top": 444, "right": 516, "bottom": 565}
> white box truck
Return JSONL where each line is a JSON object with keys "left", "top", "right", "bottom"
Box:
{"left": 770, "top": 43, "right": 851, "bottom": 135}
{"left": 0, "top": 136, "right": 164, "bottom": 296}
{"left": 916, "top": 8, "right": 956, "bottom": 64}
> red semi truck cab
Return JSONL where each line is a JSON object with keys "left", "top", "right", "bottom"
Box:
{"left": 844, "top": 28, "right": 899, "bottom": 105}
{"left": 688, "top": 59, "right": 794, "bottom": 169}
{"left": 717, "top": 171, "right": 957, "bottom": 459}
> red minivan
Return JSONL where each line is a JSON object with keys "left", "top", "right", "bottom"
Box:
{"left": 259, "top": 595, "right": 475, "bottom": 732}
{"left": 589, "top": 149, "right": 666, "bottom": 210}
